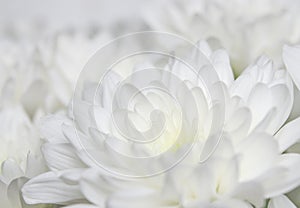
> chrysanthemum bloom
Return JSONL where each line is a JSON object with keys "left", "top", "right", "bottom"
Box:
{"left": 144, "top": 0, "right": 300, "bottom": 75}
{"left": 0, "top": 27, "right": 109, "bottom": 208}
{"left": 0, "top": 36, "right": 48, "bottom": 208}
{"left": 282, "top": 44, "right": 300, "bottom": 207}
{"left": 21, "top": 39, "right": 300, "bottom": 208}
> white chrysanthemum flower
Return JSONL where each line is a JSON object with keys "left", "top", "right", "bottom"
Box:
{"left": 0, "top": 40, "right": 48, "bottom": 207}
{"left": 0, "top": 39, "right": 49, "bottom": 207}
{"left": 39, "top": 32, "right": 111, "bottom": 107}
{"left": 0, "top": 26, "right": 110, "bottom": 164}
{"left": 0, "top": 105, "right": 41, "bottom": 166}
{"left": 22, "top": 42, "right": 300, "bottom": 208}
{"left": 0, "top": 25, "right": 110, "bottom": 207}
{"left": 144, "top": 0, "right": 300, "bottom": 75}
{"left": 0, "top": 154, "right": 46, "bottom": 208}
{"left": 281, "top": 44, "right": 300, "bottom": 207}
{"left": 0, "top": 26, "right": 111, "bottom": 114}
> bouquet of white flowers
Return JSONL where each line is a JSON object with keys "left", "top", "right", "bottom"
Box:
{"left": 0, "top": 1, "right": 300, "bottom": 208}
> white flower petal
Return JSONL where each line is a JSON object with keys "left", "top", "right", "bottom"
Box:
{"left": 42, "top": 143, "right": 86, "bottom": 171}
{"left": 211, "top": 49, "right": 234, "bottom": 86}
{"left": 39, "top": 114, "right": 70, "bottom": 143}
{"left": 231, "top": 181, "right": 264, "bottom": 208}
{"left": 1, "top": 159, "right": 24, "bottom": 184}
{"left": 25, "top": 153, "right": 47, "bottom": 179}
{"left": 212, "top": 198, "right": 253, "bottom": 208}
{"left": 261, "top": 153, "right": 300, "bottom": 198}
{"left": 236, "top": 133, "right": 279, "bottom": 182}
{"left": 80, "top": 170, "right": 110, "bottom": 206}
{"left": 268, "top": 195, "right": 297, "bottom": 208}
{"left": 275, "top": 117, "right": 300, "bottom": 152}
{"left": 283, "top": 45, "right": 300, "bottom": 90}
{"left": 7, "top": 177, "right": 27, "bottom": 208}
{"left": 0, "top": 180, "right": 10, "bottom": 207}
{"left": 22, "top": 171, "right": 83, "bottom": 205}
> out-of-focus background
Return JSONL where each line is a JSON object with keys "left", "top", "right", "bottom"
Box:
{"left": 0, "top": 0, "right": 157, "bottom": 36}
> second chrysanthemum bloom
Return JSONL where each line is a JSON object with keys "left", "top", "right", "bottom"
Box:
{"left": 22, "top": 37, "right": 300, "bottom": 208}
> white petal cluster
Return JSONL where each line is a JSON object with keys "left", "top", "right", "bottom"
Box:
{"left": 0, "top": 25, "right": 110, "bottom": 207}
{"left": 0, "top": 1, "right": 300, "bottom": 208}
{"left": 21, "top": 42, "right": 300, "bottom": 208}
{"left": 145, "top": 0, "right": 300, "bottom": 74}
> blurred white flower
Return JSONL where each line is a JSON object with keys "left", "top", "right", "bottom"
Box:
{"left": 0, "top": 25, "right": 111, "bottom": 164}
{"left": 0, "top": 155, "right": 46, "bottom": 208}
{"left": 0, "top": 24, "right": 110, "bottom": 207}
{"left": 0, "top": 38, "right": 49, "bottom": 207}
{"left": 22, "top": 42, "right": 300, "bottom": 207}
{"left": 0, "top": 52, "right": 50, "bottom": 207}
{"left": 0, "top": 25, "right": 111, "bottom": 114}
{"left": 145, "top": 0, "right": 300, "bottom": 74}
{"left": 0, "top": 105, "right": 41, "bottom": 166}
